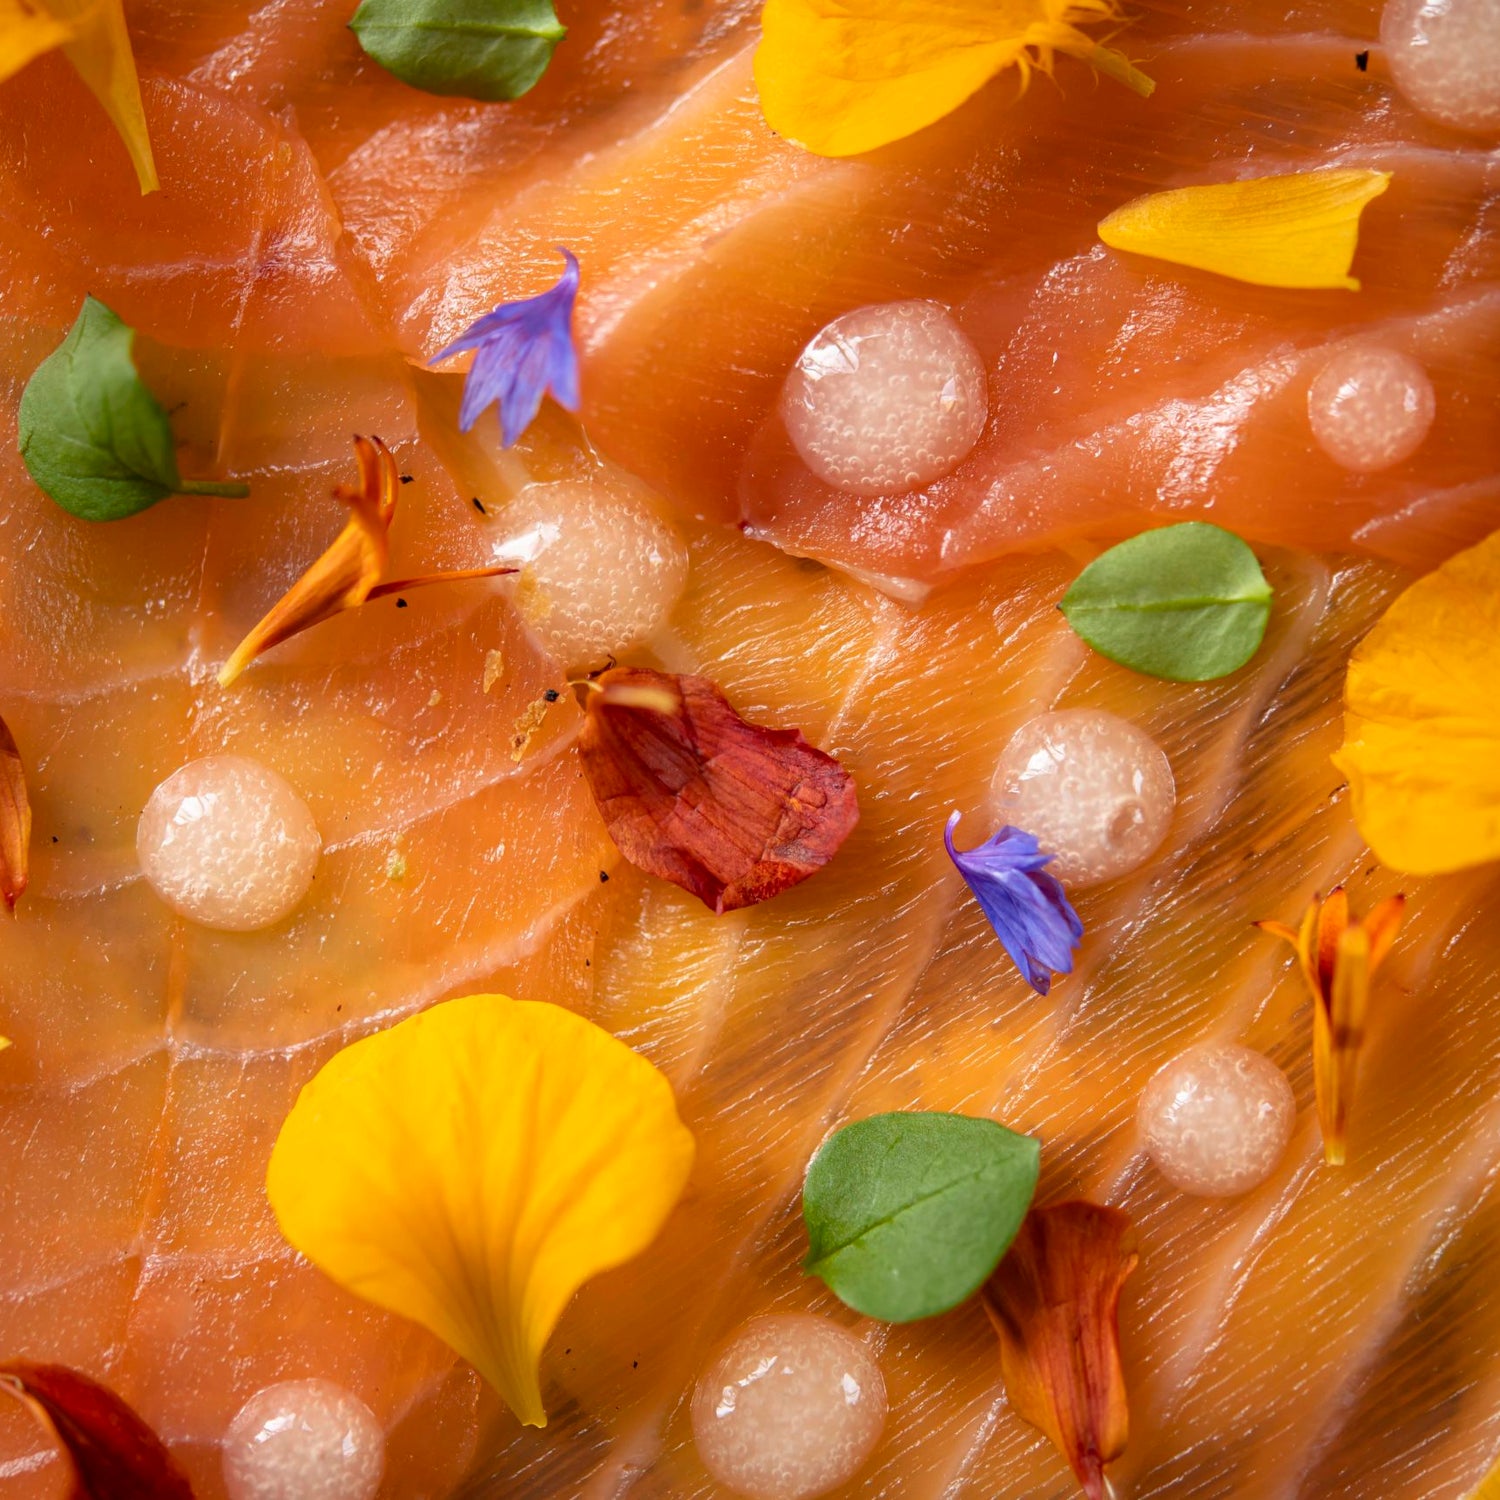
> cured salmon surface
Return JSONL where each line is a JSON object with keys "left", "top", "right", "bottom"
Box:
{"left": 0, "top": 1, "right": 1497, "bottom": 1498}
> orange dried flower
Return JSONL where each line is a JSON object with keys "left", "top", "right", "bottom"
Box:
{"left": 1257, "top": 886, "right": 1405, "bottom": 1166}
{"left": 983, "top": 1201, "right": 1138, "bottom": 1500}
{"left": 0, "top": 711, "right": 31, "bottom": 913}
{"left": 218, "top": 436, "right": 513, "bottom": 686}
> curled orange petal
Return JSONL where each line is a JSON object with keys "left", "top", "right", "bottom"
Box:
{"left": 1257, "top": 887, "right": 1405, "bottom": 1165}
{"left": 982, "top": 1201, "right": 1137, "bottom": 1500}
{"left": 0, "top": 711, "right": 31, "bottom": 913}
{"left": 218, "top": 436, "right": 514, "bottom": 686}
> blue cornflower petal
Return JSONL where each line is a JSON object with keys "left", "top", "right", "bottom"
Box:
{"left": 943, "top": 811, "right": 1084, "bottom": 996}
{"left": 431, "top": 248, "right": 581, "bottom": 447}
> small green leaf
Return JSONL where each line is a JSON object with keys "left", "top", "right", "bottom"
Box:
{"left": 350, "top": 0, "right": 566, "bottom": 101}
{"left": 802, "top": 1111, "right": 1040, "bottom": 1323}
{"left": 1058, "top": 522, "right": 1273, "bottom": 681}
{"left": 18, "top": 297, "right": 248, "bottom": 522}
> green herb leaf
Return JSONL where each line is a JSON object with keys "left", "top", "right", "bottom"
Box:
{"left": 802, "top": 1111, "right": 1040, "bottom": 1323}
{"left": 1058, "top": 522, "right": 1273, "bottom": 681}
{"left": 18, "top": 297, "right": 248, "bottom": 522}
{"left": 349, "top": 0, "right": 566, "bottom": 101}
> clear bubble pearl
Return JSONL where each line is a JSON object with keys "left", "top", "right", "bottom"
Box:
{"left": 1308, "top": 345, "right": 1436, "bottom": 472}
{"left": 221, "top": 1380, "right": 384, "bottom": 1500}
{"left": 137, "top": 756, "right": 321, "bottom": 931}
{"left": 780, "top": 300, "right": 988, "bottom": 496}
{"left": 495, "top": 478, "right": 689, "bottom": 672}
{"left": 1382, "top": 0, "right": 1500, "bottom": 134}
{"left": 692, "top": 1314, "right": 887, "bottom": 1500}
{"left": 1138, "top": 1044, "right": 1296, "bottom": 1197}
{"left": 992, "top": 710, "right": 1176, "bottom": 887}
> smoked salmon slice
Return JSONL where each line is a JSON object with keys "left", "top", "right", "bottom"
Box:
{"left": 0, "top": 0, "right": 1496, "bottom": 1497}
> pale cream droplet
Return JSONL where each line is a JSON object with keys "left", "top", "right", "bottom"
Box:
{"left": 692, "top": 1314, "right": 887, "bottom": 1500}
{"left": 137, "top": 756, "right": 321, "bottom": 931}
{"left": 1138, "top": 1044, "right": 1296, "bottom": 1197}
{"left": 494, "top": 478, "right": 688, "bottom": 671}
{"left": 780, "top": 300, "right": 988, "bottom": 496}
{"left": 222, "top": 1380, "right": 384, "bottom": 1500}
{"left": 993, "top": 710, "right": 1175, "bottom": 887}
{"left": 1308, "top": 345, "right": 1436, "bottom": 472}
{"left": 1382, "top": 0, "right": 1500, "bottom": 134}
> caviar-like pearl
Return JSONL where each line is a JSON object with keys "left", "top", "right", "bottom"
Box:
{"left": 692, "top": 1314, "right": 887, "bottom": 1500}
{"left": 495, "top": 478, "right": 689, "bottom": 671}
{"left": 1138, "top": 1044, "right": 1296, "bottom": 1197}
{"left": 992, "top": 710, "right": 1176, "bottom": 887}
{"left": 1382, "top": 0, "right": 1500, "bottom": 134}
{"left": 780, "top": 301, "right": 988, "bottom": 496}
{"left": 221, "top": 1380, "right": 384, "bottom": 1500}
{"left": 137, "top": 756, "right": 321, "bottom": 931}
{"left": 1308, "top": 346, "right": 1436, "bottom": 472}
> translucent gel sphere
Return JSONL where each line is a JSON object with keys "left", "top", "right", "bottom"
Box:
{"left": 692, "top": 1314, "right": 887, "bottom": 1500}
{"left": 221, "top": 1380, "right": 384, "bottom": 1500}
{"left": 1382, "top": 0, "right": 1500, "bottom": 134}
{"left": 1138, "top": 1044, "right": 1296, "bottom": 1197}
{"left": 495, "top": 478, "right": 689, "bottom": 671}
{"left": 137, "top": 755, "right": 321, "bottom": 931}
{"left": 780, "top": 300, "right": 988, "bottom": 496}
{"left": 992, "top": 710, "right": 1176, "bottom": 887}
{"left": 1308, "top": 345, "right": 1436, "bottom": 472}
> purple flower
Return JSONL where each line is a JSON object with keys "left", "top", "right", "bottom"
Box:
{"left": 430, "top": 248, "right": 581, "bottom": 447}
{"left": 943, "top": 811, "right": 1083, "bottom": 996}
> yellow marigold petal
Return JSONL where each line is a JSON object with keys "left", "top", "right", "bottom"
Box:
{"left": 1331, "top": 528, "right": 1500, "bottom": 875}
{"left": 45, "top": 0, "right": 157, "bottom": 194}
{"left": 0, "top": 0, "right": 72, "bottom": 85}
{"left": 1097, "top": 169, "right": 1392, "bottom": 289}
{"left": 754, "top": 0, "right": 1152, "bottom": 159}
{"left": 266, "top": 994, "right": 695, "bottom": 1428}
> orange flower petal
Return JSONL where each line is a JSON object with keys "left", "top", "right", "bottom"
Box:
{"left": 982, "top": 1201, "right": 1137, "bottom": 1500}
{"left": 218, "top": 436, "right": 513, "bottom": 686}
{"left": 0, "top": 711, "right": 31, "bottom": 913}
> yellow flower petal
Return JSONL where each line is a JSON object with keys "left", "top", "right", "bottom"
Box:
{"left": 0, "top": 0, "right": 72, "bottom": 85}
{"left": 266, "top": 994, "right": 695, "bottom": 1428}
{"left": 45, "top": 0, "right": 157, "bottom": 194}
{"left": 754, "top": 0, "right": 1153, "bottom": 159}
{"left": 1097, "top": 169, "right": 1392, "bottom": 289}
{"left": 1332, "top": 528, "right": 1500, "bottom": 875}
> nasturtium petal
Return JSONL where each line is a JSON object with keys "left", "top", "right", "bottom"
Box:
{"left": 754, "top": 0, "right": 1153, "bottom": 159}
{"left": 1331, "top": 528, "right": 1500, "bottom": 875}
{"left": 266, "top": 994, "right": 695, "bottom": 1428}
{"left": 0, "top": 0, "right": 72, "bottom": 85}
{"left": 1097, "top": 169, "right": 1391, "bottom": 289}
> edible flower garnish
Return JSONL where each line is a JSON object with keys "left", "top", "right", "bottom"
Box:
{"left": 267, "top": 993, "right": 695, "bottom": 1429}
{"left": 802, "top": 1111, "right": 1039, "bottom": 1322}
{"left": 944, "top": 813, "right": 1082, "bottom": 996}
{"left": 217, "top": 435, "right": 513, "bottom": 686}
{"left": 982, "top": 1201, "right": 1137, "bottom": 1500}
{"left": 0, "top": 712, "right": 29, "bottom": 913}
{"left": 1097, "top": 169, "right": 1392, "bottom": 289}
{"left": 0, "top": 1360, "right": 196, "bottom": 1498}
{"left": 0, "top": 0, "right": 156, "bottom": 192}
{"left": 429, "top": 248, "right": 581, "bottom": 447}
{"left": 1331, "top": 528, "right": 1500, "bottom": 875}
{"left": 578, "top": 666, "right": 859, "bottom": 913}
{"left": 755, "top": 0, "right": 1154, "bottom": 158}
{"left": 1257, "top": 886, "right": 1406, "bottom": 1166}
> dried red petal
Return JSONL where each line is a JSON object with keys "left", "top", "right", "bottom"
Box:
{"left": 0, "top": 1362, "right": 196, "bottom": 1499}
{"left": 578, "top": 667, "right": 858, "bottom": 914}
{"left": 0, "top": 713, "right": 31, "bottom": 913}
{"left": 982, "top": 1201, "right": 1138, "bottom": 1500}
